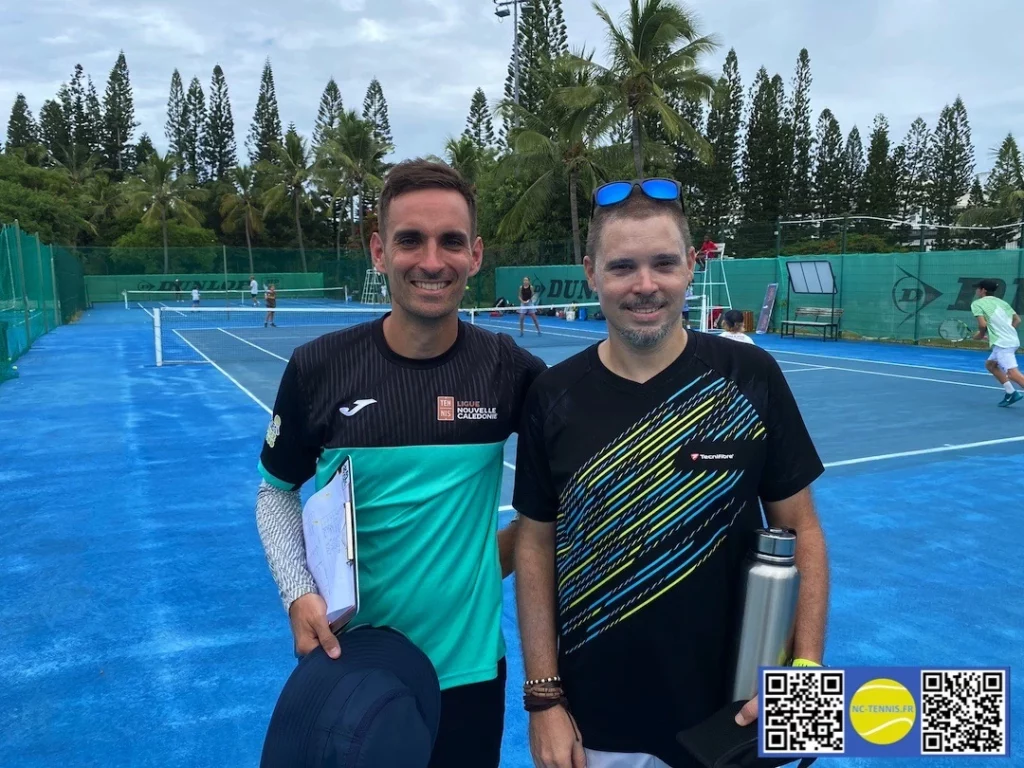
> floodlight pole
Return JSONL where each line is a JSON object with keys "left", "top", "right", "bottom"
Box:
{"left": 494, "top": 0, "right": 533, "bottom": 128}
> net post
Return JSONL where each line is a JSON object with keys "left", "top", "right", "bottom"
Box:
{"left": 35, "top": 236, "right": 49, "bottom": 333}
{"left": 14, "top": 221, "right": 32, "bottom": 342}
{"left": 49, "top": 246, "right": 61, "bottom": 326}
{"left": 154, "top": 308, "right": 163, "bottom": 367}
{"left": 124, "top": 290, "right": 129, "bottom": 310}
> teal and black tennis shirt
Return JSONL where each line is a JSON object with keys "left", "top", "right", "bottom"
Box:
{"left": 259, "top": 314, "right": 546, "bottom": 690}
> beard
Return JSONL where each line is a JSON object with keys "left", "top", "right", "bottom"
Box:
{"left": 608, "top": 296, "right": 681, "bottom": 349}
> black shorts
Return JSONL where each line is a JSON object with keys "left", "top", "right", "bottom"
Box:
{"left": 427, "top": 657, "right": 506, "bottom": 768}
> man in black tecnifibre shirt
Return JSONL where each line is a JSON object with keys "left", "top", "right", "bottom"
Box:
{"left": 512, "top": 179, "right": 831, "bottom": 768}
{"left": 255, "top": 159, "right": 546, "bottom": 768}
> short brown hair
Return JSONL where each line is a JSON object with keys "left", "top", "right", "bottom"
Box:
{"left": 377, "top": 158, "right": 477, "bottom": 238}
{"left": 585, "top": 190, "right": 692, "bottom": 261}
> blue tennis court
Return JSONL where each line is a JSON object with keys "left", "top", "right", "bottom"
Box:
{"left": 1, "top": 300, "right": 1021, "bottom": 767}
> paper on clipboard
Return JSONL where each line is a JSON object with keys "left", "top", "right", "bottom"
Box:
{"left": 302, "top": 456, "right": 359, "bottom": 630}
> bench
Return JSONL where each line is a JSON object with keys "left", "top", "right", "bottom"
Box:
{"left": 780, "top": 307, "right": 844, "bottom": 341}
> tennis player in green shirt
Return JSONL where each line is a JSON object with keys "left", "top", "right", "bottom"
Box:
{"left": 971, "top": 279, "right": 1023, "bottom": 407}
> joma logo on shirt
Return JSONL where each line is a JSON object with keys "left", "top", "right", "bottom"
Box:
{"left": 437, "top": 396, "right": 498, "bottom": 421}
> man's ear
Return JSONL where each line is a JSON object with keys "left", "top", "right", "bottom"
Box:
{"left": 686, "top": 245, "right": 698, "bottom": 275}
{"left": 583, "top": 254, "right": 597, "bottom": 293}
{"left": 370, "top": 231, "right": 386, "bottom": 274}
{"left": 468, "top": 236, "right": 484, "bottom": 278}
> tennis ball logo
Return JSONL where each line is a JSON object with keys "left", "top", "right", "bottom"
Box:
{"left": 849, "top": 678, "right": 916, "bottom": 745}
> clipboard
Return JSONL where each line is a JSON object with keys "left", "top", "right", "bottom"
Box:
{"left": 301, "top": 456, "right": 360, "bottom": 632}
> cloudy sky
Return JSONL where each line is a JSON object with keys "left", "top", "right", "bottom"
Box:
{"left": 3, "top": 0, "right": 1022, "bottom": 177}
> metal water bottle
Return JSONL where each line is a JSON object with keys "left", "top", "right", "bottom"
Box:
{"left": 730, "top": 527, "right": 801, "bottom": 702}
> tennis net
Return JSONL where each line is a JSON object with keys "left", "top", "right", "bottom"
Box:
{"left": 152, "top": 301, "right": 610, "bottom": 365}
{"left": 125, "top": 286, "right": 351, "bottom": 309}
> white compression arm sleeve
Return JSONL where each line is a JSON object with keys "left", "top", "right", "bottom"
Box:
{"left": 255, "top": 480, "right": 318, "bottom": 612}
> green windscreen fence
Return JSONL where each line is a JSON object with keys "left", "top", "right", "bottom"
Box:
{"left": 1, "top": 222, "right": 88, "bottom": 382}
{"left": 496, "top": 249, "right": 1024, "bottom": 345}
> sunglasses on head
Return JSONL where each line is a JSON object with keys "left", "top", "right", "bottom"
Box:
{"left": 592, "top": 178, "right": 685, "bottom": 212}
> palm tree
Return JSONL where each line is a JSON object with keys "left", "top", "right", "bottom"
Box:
{"left": 444, "top": 135, "right": 484, "bottom": 186}
{"left": 261, "top": 129, "right": 319, "bottom": 272}
{"left": 319, "top": 111, "right": 391, "bottom": 261}
{"left": 220, "top": 166, "right": 264, "bottom": 273}
{"left": 123, "top": 152, "right": 206, "bottom": 273}
{"left": 497, "top": 51, "right": 629, "bottom": 263}
{"left": 560, "top": 0, "right": 719, "bottom": 178}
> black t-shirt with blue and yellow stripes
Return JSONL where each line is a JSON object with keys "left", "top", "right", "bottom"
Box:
{"left": 259, "top": 314, "right": 546, "bottom": 691}
{"left": 513, "top": 332, "right": 824, "bottom": 765}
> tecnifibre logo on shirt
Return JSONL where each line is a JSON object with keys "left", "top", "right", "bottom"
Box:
{"left": 690, "top": 452, "right": 735, "bottom": 461}
{"left": 437, "top": 396, "right": 498, "bottom": 421}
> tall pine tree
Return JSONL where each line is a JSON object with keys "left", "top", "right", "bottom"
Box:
{"left": 787, "top": 49, "right": 814, "bottom": 218}
{"left": 38, "top": 99, "right": 71, "bottom": 164}
{"left": 67, "top": 65, "right": 94, "bottom": 157}
{"left": 843, "top": 126, "right": 865, "bottom": 213}
{"left": 463, "top": 88, "right": 496, "bottom": 149}
{"left": 101, "top": 51, "right": 137, "bottom": 177}
{"left": 313, "top": 78, "right": 344, "bottom": 151}
{"left": 182, "top": 76, "right": 207, "bottom": 182}
{"left": 928, "top": 97, "right": 974, "bottom": 234}
{"left": 362, "top": 78, "right": 393, "bottom": 148}
{"left": 812, "top": 109, "right": 846, "bottom": 216}
{"left": 202, "top": 65, "right": 237, "bottom": 181}
{"left": 84, "top": 76, "right": 104, "bottom": 158}
{"left": 135, "top": 133, "right": 156, "bottom": 168}
{"left": 897, "top": 118, "right": 930, "bottom": 220}
{"left": 985, "top": 134, "right": 1023, "bottom": 200}
{"left": 773, "top": 74, "right": 794, "bottom": 217}
{"left": 165, "top": 70, "right": 187, "bottom": 169}
{"left": 5, "top": 94, "right": 40, "bottom": 152}
{"left": 741, "top": 68, "right": 787, "bottom": 222}
{"left": 247, "top": 58, "right": 283, "bottom": 166}
{"left": 860, "top": 114, "right": 896, "bottom": 226}
{"left": 701, "top": 49, "right": 743, "bottom": 237}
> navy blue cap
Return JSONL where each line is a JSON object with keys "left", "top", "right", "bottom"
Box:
{"left": 261, "top": 626, "right": 441, "bottom": 768}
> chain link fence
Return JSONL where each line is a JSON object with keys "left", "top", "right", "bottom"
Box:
{"left": 1, "top": 221, "right": 88, "bottom": 382}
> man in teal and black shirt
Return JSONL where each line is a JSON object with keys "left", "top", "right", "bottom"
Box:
{"left": 255, "top": 159, "right": 545, "bottom": 767}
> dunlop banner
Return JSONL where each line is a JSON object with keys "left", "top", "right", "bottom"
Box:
{"left": 85, "top": 272, "right": 325, "bottom": 303}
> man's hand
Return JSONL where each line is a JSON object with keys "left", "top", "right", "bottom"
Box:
{"left": 288, "top": 593, "right": 341, "bottom": 659}
{"left": 735, "top": 696, "right": 758, "bottom": 726}
{"left": 529, "top": 706, "right": 586, "bottom": 768}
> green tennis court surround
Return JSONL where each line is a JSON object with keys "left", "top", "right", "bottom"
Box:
{"left": 497, "top": 249, "right": 1024, "bottom": 345}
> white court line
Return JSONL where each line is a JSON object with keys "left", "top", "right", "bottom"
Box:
{"left": 504, "top": 461, "right": 516, "bottom": 470}
{"left": 160, "top": 301, "right": 186, "bottom": 318}
{"left": 218, "top": 328, "right": 289, "bottom": 362}
{"left": 499, "top": 434, "right": 1024, "bottom": 475}
{"left": 821, "top": 435, "right": 1024, "bottom": 468}
{"left": 778, "top": 368, "right": 835, "bottom": 376}
{"left": 773, "top": 359, "right": 1002, "bottom": 391}
{"left": 474, "top": 319, "right": 606, "bottom": 343}
{"left": 765, "top": 347, "right": 992, "bottom": 376}
{"left": 172, "top": 329, "right": 272, "bottom": 414}
{"left": 137, "top": 304, "right": 154, "bottom": 318}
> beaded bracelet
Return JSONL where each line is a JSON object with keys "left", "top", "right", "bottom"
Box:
{"left": 524, "top": 676, "right": 561, "bottom": 688}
